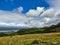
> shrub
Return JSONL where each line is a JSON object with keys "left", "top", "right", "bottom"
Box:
{"left": 32, "top": 40, "right": 40, "bottom": 44}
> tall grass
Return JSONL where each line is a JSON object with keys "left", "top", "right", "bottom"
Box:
{"left": 0, "top": 32, "right": 60, "bottom": 45}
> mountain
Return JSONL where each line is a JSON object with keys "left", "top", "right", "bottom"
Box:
{"left": 16, "top": 23, "right": 60, "bottom": 35}
{"left": 0, "top": 23, "right": 60, "bottom": 37}
{"left": 0, "top": 26, "right": 30, "bottom": 31}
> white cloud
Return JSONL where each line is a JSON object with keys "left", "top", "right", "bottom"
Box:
{"left": 0, "top": 0, "right": 60, "bottom": 28}
{"left": 0, "top": 8, "right": 34, "bottom": 28}
{"left": 44, "top": 0, "right": 60, "bottom": 25}
{"left": 12, "top": 7, "right": 23, "bottom": 13}
{"left": 46, "top": 0, "right": 60, "bottom": 10}
{"left": 0, "top": 22, "right": 30, "bottom": 27}
{"left": 46, "top": 0, "right": 60, "bottom": 15}
{"left": 40, "top": 8, "right": 55, "bottom": 18}
{"left": 26, "top": 7, "right": 44, "bottom": 17}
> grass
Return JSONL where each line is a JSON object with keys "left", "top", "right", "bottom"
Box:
{"left": 0, "top": 32, "right": 60, "bottom": 45}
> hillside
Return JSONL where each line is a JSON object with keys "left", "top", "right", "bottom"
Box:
{"left": 0, "top": 32, "right": 60, "bottom": 45}
{"left": 16, "top": 23, "right": 60, "bottom": 35}
{"left": 0, "top": 23, "right": 59, "bottom": 45}
{"left": 0, "top": 23, "right": 59, "bottom": 37}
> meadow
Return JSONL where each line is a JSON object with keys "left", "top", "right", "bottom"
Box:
{"left": 0, "top": 32, "right": 60, "bottom": 45}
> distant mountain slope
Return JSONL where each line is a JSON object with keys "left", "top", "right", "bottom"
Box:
{"left": 0, "top": 23, "right": 60, "bottom": 37}
{"left": 16, "top": 23, "right": 60, "bottom": 35}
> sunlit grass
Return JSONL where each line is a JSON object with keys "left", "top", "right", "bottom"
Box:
{"left": 0, "top": 32, "right": 60, "bottom": 45}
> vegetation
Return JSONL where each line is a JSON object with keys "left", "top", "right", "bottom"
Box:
{"left": 0, "top": 23, "right": 59, "bottom": 45}
{"left": 16, "top": 23, "right": 60, "bottom": 35}
{"left": 0, "top": 23, "right": 60, "bottom": 36}
{"left": 0, "top": 33, "right": 60, "bottom": 45}
{"left": 31, "top": 40, "right": 40, "bottom": 44}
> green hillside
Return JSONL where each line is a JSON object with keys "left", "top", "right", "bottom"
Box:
{"left": 0, "top": 23, "right": 60, "bottom": 37}
{"left": 0, "top": 23, "right": 59, "bottom": 45}
{"left": 16, "top": 23, "right": 60, "bottom": 35}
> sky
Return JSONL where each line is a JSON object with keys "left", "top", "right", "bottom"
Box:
{"left": 0, "top": 0, "right": 60, "bottom": 30}
{"left": 0, "top": 0, "right": 49, "bottom": 13}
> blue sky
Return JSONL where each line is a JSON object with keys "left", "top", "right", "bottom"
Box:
{"left": 0, "top": 0, "right": 49, "bottom": 13}
{"left": 0, "top": 0, "right": 60, "bottom": 30}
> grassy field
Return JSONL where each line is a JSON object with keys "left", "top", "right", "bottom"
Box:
{"left": 0, "top": 32, "right": 60, "bottom": 45}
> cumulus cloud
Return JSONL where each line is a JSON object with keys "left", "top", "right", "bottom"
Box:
{"left": 0, "top": 0, "right": 60, "bottom": 29}
{"left": 0, "top": 22, "right": 30, "bottom": 28}
{"left": 26, "top": 7, "right": 44, "bottom": 17}
{"left": 46, "top": 0, "right": 60, "bottom": 13}
{"left": 47, "top": 0, "right": 60, "bottom": 8}
{"left": 45, "top": 0, "right": 60, "bottom": 24}
{"left": 0, "top": 7, "right": 59, "bottom": 28}
{"left": 40, "top": 8, "right": 55, "bottom": 18}
{"left": 0, "top": 7, "right": 34, "bottom": 28}
{"left": 12, "top": 7, "right": 23, "bottom": 13}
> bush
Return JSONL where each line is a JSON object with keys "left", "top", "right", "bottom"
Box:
{"left": 32, "top": 40, "right": 40, "bottom": 44}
